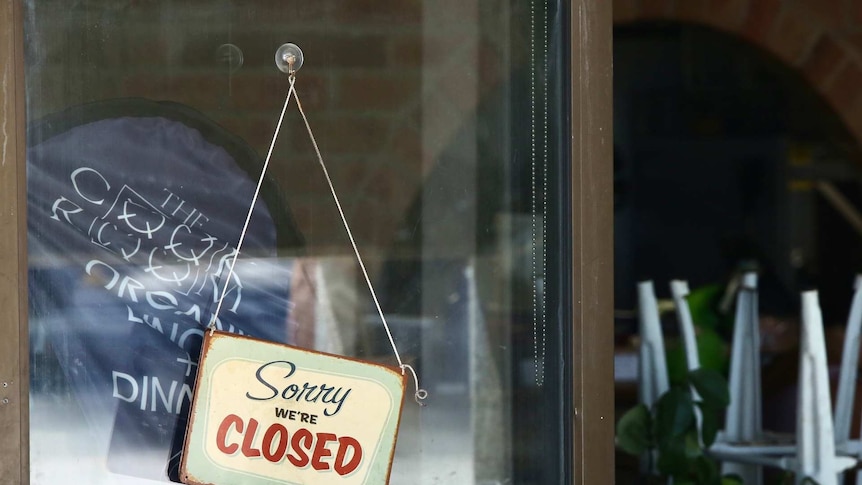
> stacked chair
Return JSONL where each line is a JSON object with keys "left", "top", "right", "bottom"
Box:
{"left": 636, "top": 274, "right": 862, "bottom": 485}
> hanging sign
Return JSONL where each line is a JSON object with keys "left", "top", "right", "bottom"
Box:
{"left": 180, "top": 330, "right": 406, "bottom": 485}
{"left": 181, "top": 42, "right": 423, "bottom": 485}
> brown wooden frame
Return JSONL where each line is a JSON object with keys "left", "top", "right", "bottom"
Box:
{"left": 571, "top": 1, "right": 614, "bottom": 484}
{"left": 0, "top": 0, "right": 29, "bottom": 483}
{"left": 0, "top": 0, "right": 613, "bottom": 483}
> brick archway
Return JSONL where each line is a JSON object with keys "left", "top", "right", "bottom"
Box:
{"left": 614, "top": 0, "right": 862, "bottom": 143}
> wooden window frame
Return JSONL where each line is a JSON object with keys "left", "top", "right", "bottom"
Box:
{"left": 0, "top": 1, "right": 29, "bottom": 484}
{"left": 0, "top": 0, "right": 612, "bottom": 483}
{"left": 569, "top": 1, "right": 614, "bottom": 484}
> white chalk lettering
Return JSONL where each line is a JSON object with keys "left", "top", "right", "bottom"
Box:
{"left": 71, "top": 167, "right": 110, "bottom": 205}
{"left": 111, "top": 370, "right": 192, "bottom": 414}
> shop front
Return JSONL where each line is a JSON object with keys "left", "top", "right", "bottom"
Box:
{"left": 0, "top": 1, "right": 612, "bottom": 483}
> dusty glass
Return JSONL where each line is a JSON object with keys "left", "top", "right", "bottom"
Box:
{"left": 24, "top": 1, "right": 571, "bottom": 483}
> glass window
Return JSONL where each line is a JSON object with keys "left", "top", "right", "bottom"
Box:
{"left": 24, "top": 1, "right": 571, "bottom": 483}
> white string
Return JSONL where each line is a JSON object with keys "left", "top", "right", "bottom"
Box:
{"left": 208, "top": 72, "right": 427, "bottom": 406}
{"left": 209, "top": 78, "right": 296, "bottom": 331}
{"left": 293, "top": 87, "right": 427, "bottom": 406}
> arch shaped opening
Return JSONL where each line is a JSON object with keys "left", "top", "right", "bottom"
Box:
{"left": 615, "top": 21, "right": 862, "bottom": 320}
{"left": 614, "top": 24, "right": 862, "bottom": 473}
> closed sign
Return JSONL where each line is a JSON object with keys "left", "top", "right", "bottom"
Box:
{"left": 180, "top": 331, "right": 406, "bottom": 485}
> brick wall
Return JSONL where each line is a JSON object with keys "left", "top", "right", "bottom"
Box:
{"left": 25, "top": 0, "right": 507, "bottom": 253}
{"left": 614, "top": 0, "right": 862, "bottom": 151}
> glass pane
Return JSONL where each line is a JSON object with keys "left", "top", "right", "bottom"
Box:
{"left": 24, "top": 1, "right": 570, "bottom": 483}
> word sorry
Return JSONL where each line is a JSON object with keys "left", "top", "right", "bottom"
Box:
{"left": 245, "top": 361, "right": 352, "bottom": 417}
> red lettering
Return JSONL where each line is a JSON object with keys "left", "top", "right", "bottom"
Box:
{"left": 262, "top": 423, "right": 289, "bottom": 463}
{"left": 216, "top": 414, "right": 242, "bottom": 455}
{"left": 215, "top": 416, "right": 363, "bottom": 475}
{"left": 287, "top": 428, "right": 313, "bottom": 467}
{"left": 242, "top": 418, "right": 262, "bottom": 457}
{"left": 312, "top": 433, "right": 337, "bottom": 471}
{"left": 334, "top": 436, "right": 363, "bottom": 476}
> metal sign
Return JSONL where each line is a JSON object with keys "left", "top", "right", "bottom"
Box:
{"left": 180, "top": 330, "right": 406, "bottom": 485}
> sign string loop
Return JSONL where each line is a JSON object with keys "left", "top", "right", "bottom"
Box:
{"left": 209, "top": 69, "right": 427, "bottom": 406}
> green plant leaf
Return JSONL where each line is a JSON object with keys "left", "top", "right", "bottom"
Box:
{"left": 689, "top": 368, "right": 730, "bottom": 408}
{"left": 697, "top": 402, "right": 721, "bottom": 447}
{"left": 720, "top": 474, "right": 743, "bottom": 485}
{"left": 687, "top": 284, "right": 724, "bottom": 330}
{"left": 616, "top": 404, "right": 651, "bottom": 456}
{"left": 684, "top": 430, "right": 702, "bottom": 459}
{"left": 665, "top": 341, "right": 690, "bottom": 386}
{"left": 657, "top": 437, "right": 689, "bottom": 477}
{"left": 654, "top": 387, "right": 695, "bottom": 445}
{"left": 666, "top": 329, "right": 729, "bottom": 386}
{"left": 693, "top": 455, "right": 719, "bottom": 484}
{"left": 694, "top": 328, "right": 730, "bottom": 375}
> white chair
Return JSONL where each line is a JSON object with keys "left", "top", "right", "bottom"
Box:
{"left": 720, "top": 272, "right": 763, "bottom": 485}
{"left": 710, "top": 290, "right": 857, "bottom": 484}
{"left": 669, "top": 280, "right": 704, "bottom": 443}
{"left": 638, "top": 280, "right": 670, "bottom": 409}
{"left": 831, "top": 275, "right": 862, "bottom": 484}
{"left": 637, "top": 280, "right": 670, "bottom": 478}
{"left": 639, "top": 277, "right": 862, "bottom": 483}
{"left": 669, "top": 280, "right": 700, "bottom": 376}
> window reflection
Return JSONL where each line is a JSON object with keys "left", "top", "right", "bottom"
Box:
{"left": 25, "top": 1, "right": 568, "bottom": 484}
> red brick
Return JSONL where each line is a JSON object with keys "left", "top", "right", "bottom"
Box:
{"left": 706, "top": 0, "right": 749, "bottom": 33}
{"left": 331, "top": 160, "right": 374, "bottom": 195}
{"left": 358, "top": 166, "right": 395, "bottom": 202}
{"left": 388, "top": 120, "right": 422, "bottom": 164}
{"left": 365, "top": 166, "right": 421, "bottom": 212}
{"left": 423, "top": 0, "right": 479, "bottom": 31}
{"left": 289, "top": 116, "right": 391, "bottom": 156}
{"left": 766, "top": 7, "right": 822, "bottom": 66}
{"left": 855, "top": 2, "right": 862, "bottom": 29}
{"left": 677, "top": 0, "right": 708, "bottom": 23}
{"left": 843, "top": 97, "right": 862, "bottom": 146}
{"left": 640, "top": 0, "right": 674, "bottom": 19}
{"left": 434, "top": 45, "right": 481, "bottom": 117}
{"left": 121, "top": 74, "right": 224, "bottom": 111}
{"left": 742, "top": 0, "right": 782, "bottom": 43}
{"left": 294, "top": 74, "right": 330, "bottom": 112}
{"left": 825, "top": 62, "right": 862, "bottom": 115}
{"left": 336, "top": 73, "right": 420, "bottom": 112}
{"left": 613, "top": 0, "right": 641, "bottom": 24}
{"left": 344, "top": 197, "right": 396, "bottom": 246}
{"left": 388, "top": 36, "right": 423, "bottom": 68}
{"left": 121, "top": 29, "right": 170, "bottom": 67}
{"left": 216, "top": 115, "right": 280, "bottom": 153}
{"left": 228, "top": 72, "right": 328, "bottom": 112}
{"left": 798, "top": 0, "right": 847, "bottom": 30}
{"left": 801, "top": 36, "right": 848, "bottom": 89}
{"left": 479, "top": 39, "right": 506, "bottom": 87}
{"left": 273, "top": 34, "right": 391, "bottom": 70}
{"left": 288, "top": 198, "right": 348, "bottom": 248}
{"left": 843, "top": 34, "right": 862, "bottom": 63}
{"left": 422, "top": 31, "right": 475, "bottom": 67}
{"left": 275, "top": 158, "right": 329, "bottom": 199}
{"left": 331, "top": 0, "right": 422, "bottom": 26}
{"left": 237, "top": 0, "right": 334, "bottom": 26}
